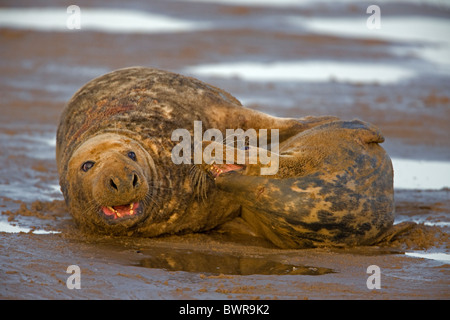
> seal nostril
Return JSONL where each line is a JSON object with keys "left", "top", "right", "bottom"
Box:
{"left": 133, "top": 174, "right": 139, "bottom": 188}
{"left": 110, "top": 179, "right": 118, "bottom": 191}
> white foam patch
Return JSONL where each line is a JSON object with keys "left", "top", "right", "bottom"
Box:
{"left": 392, "top": 158, "right": 450, "bottom": 190}
{"left": 423, "top": 221, "right": 450, "bottom": 228}
{"left": 177, "top": 0, "right": 450, "bottom": 9}
{"left": 178, "top": 0, "right": 317, "bottom": 6}
{"left": 293, "top": 16, "right": 450, "bottom": 70}
{"left": 185, "top": 61, "right": 415, "bottom": 84}
{"left": 0, "top": 7, "right": 206, "bottom": 33}
{"left": 0, "top": 221, "right": 60, "bottom": 234}
{"left": 395, "top": 216, "right": 450, "bottom": 228}
{"left": 295, "top": 17, "right": 450, "bottom": 45}
{"left": 405, "top": 251, "right": 450, "bottom": 263}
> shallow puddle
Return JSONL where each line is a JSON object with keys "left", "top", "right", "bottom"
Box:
{"left": 135, "top": 249, "right": 335, "bottom": 276}
{"left": 405, "top": 251, "right": 450, "bottom": 263}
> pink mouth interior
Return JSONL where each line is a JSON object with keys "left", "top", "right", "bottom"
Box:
{"left": 102, "top": 202, "right": 139, "bottom": 219}
{"left": 210, "top": 164, "right": 244, "bottom": 178}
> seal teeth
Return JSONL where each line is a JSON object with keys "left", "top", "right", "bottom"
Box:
{"left": 209, "top": 165, "right": 224, "bottom": 177}
{"left": 105, "top": 203, "right": 137, "bottom": 219}
{"left": 108, "top": 206, "right": 117, "bottom": 213}
{"left": 105, "top": 206, "right": 121, "bottom": 219}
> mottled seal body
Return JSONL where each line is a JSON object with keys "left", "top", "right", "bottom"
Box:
{"left": 57, "top": 66, "right": 394, "bottom": 248}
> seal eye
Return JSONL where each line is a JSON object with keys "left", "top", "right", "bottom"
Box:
{"left": 81, "top": 161, "right": 95, "bottom": 172}
{"left": 127, "top": 151, "right": 137, "bottom": 161}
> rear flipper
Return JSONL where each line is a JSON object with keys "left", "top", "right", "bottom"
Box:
{"left": 213, "top": 120, "right": 395, "bottom": 248}
{"left": 371, "top": 221, "right": 417, "bottom": 244}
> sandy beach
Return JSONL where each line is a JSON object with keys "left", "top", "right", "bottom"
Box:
{"left": 0, "top": 0, "right": 449, "bottom": 300}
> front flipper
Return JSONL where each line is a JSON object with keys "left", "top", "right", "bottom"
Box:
{"left": 215, "top": 172, "right": 326, "bottom": 248}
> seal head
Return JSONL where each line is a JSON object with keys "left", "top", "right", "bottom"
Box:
{"left": 65, "top": 132, "right": 159, "bottom": 232}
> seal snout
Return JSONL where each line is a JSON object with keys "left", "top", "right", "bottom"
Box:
{"left": 96, "top": 165, "right": 148, "bottom": 220}
{"left": 98, "top": 168, "right": 146, "bottom": 220}
{"left": 93, "top": 157, "right": 149, "bottom": 221}
{"left": 100, "top": 167, "right": 146, "bottom": 199}
{"left": 108, "top": 171, "right": 140, "bottom": 193}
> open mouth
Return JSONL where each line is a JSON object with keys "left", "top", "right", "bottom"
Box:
{"left": 208, "top": 164, "right": 245, "bottom": 179}
{"left": 101, "top": 202, "right": 140, "bottom": 220}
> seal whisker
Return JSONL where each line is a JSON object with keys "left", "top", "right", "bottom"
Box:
{"left": 84, "top": 199, "right": 101, "bottom": 217}
{"left": 85, "top": 197, "right": 100, "bottom": 210}
{"left": 196, "top": 170, "right": 202, "bottom": 198}
{"left": 188, "top": 164, "right": 209, "bottom": 202}
{"left": 142, "top": 191, "right": 160, "bottom": 217}
{"left": 201, "top": 170, "right": 207, "bottom": 200}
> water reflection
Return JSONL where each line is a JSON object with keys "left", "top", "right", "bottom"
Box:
{"left": 135, "top": 249, "right": 335, "bottom": 276}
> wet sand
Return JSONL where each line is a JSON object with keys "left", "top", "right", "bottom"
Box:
{"left": 0, "top": 0, "right": 449, "bottom": 300}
